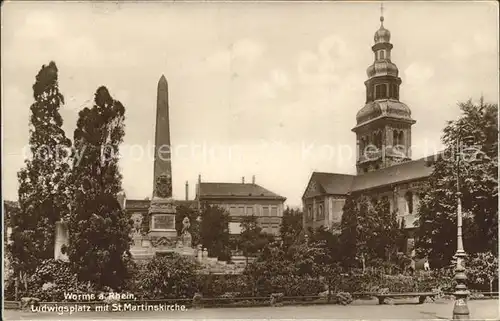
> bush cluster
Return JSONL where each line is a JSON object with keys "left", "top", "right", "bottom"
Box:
{"left": 4, "top": 259, "right": 90, "bottom": 301}
{"left": 4, "top": 256, "right": 485, "bottom": 303}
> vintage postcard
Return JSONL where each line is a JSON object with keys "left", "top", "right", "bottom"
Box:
{"left": 2, "top": 1, "right": 498, "bottom": 320}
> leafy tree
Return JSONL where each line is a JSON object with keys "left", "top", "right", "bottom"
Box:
{"left": 9, "top": 61, "right": 72, "bottom": 287}
{"left": 199, "top": 204, "right": 231, "bottom": 260}
{"left": 176, "top": 204, "right": 200, "bottom": 246}
{"left": 279, "top": 207, "right": 303, "bottom": 250}
{"left": 68, "top": 86, "right": 131, "bottom": 290}
{"left": 340, "top": 194, "right": 358, "bottom": 268}
{"left": 467, "top": 252, "right": 498, "bottom": 293}
{"left": 370, "top": 197, "right": 400, "bottom": 263}
{"left": 416, "top": 98, "right": 498, "bottom": 268}
{"left": 239, "top": 215, "right": 274, "bottom": 263}
{"left": 341, "top": 195, "right": 400, "bottom": 270}
{"left": 310, "top": 226, "right": 342, "bottom": 263}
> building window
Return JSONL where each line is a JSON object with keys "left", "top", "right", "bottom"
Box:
{"left": 317, "top": 204, "right": 325, "bottom": 221}
{"left": 307, "top": 206, "right": 313, "bottom": 221}
{"left": 374, "top": 131, "right": 382, "bottom": 148}
{"left": 379, "top": 50, "right": 385, "bottom": 59}
{"left": 238, "top": 206, "right": 245, "bottom": 215}
{"left": 270, "top": 206, "right": 278, "bottom": 216}
{"left": 375, "top": 84, "right": 387, "bottom": 99}
{"left": 405, "top": 191, "right": 414, "bottom": 214}
{"left": 229, "top": 207, "right": 238, "bottom": 216}
{"left": 263, "top": 206, "right": 270, "bottom": 216}
{"left": 393, "top": 130, "right": 404, "bottom": 147}
{"left": 246, "top": 206, "right": 254, "bottom": 216}
{"left": 393, "top": 130, "right": 398, "bottom": 146}
{"left": 151, "top": 214, "right": 175, "bottom": 230}
{"left": 389, "top": 84, "right": 399, "bottom": 99}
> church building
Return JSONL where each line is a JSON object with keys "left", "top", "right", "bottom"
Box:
{"left": 302, "top": 15, "right": 436, "bottom": 254}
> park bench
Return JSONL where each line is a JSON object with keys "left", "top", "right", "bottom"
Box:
{"left": 376, "top": 292, "right": 437, "bottom": 305}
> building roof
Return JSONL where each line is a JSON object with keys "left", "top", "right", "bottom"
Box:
{"left": 302, "top": 155, "right": 437, "bottom": 199}
{"left": 198, "top": 182, "right": 286, "bottom": 201}
{"left": 310, "top": 172, "right": 355, "bottom": 196}
{"left": 351, "top": 156, "right": 435, "bottom": 192}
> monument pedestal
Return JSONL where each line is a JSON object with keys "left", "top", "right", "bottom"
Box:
{"left": 148, "top": 197, "right": 177, "bottom": 240}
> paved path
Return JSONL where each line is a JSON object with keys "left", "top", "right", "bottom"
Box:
{"left": 3, "top": 299, "right": 499, "bottom": 320}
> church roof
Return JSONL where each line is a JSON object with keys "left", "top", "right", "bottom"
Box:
{"left": 355, "top": 99, "right": 414, "bottom": 127}
{"left": 302, "top": 155, "right": 437, "bottom": 199}
{"left": 351, "top": 156, "right": 435, "bottom": 192}
{"left": 309, "top": 172, "right": 355, "bottom": 196}
{"left": 198, "top": 182, "right": 286, "bottom": 201}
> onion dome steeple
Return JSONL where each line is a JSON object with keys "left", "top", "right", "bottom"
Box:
{"left": 374, "top": 16, "right": 391, "bottom": 44}
{"left": 355, "top": 9, "right": 414, "bottom": 126}
{"left": 352, "top": 6, "right": 416, "bottom": 175}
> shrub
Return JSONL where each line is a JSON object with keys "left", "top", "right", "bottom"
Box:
{"left": 254, "top": 274, "right": 324, "bottom": 297}
{"left": 13, "top": 259, "right": 90, "bottom": 302}
{"left": 336, "top": 292, "right": 353, "bottom": 305}
{"left": 201, "top": 274, "right": 251, "bottom": 297}
{"left": 134, "top": 254, "right": 201, "bottom": 299}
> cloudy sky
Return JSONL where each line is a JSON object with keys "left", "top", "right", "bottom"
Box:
{"left": 2, "top": 1, "right": 498, "bottom": 207}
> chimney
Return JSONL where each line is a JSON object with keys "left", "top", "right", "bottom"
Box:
{"left": 242, "top": 176, "right": 245, "bottom": 184}
{"left": 185, "top": 181, "right": 189, "bottom": 201}
{"left": 252, "top": 175, "right": 255, "bottom": 184}
{"left": 198, "top": 174, "right": 201, "bottom": 183}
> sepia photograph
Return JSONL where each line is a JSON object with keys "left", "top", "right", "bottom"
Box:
{"left": 1, "top": 1, "right": 499, "bottom": 320}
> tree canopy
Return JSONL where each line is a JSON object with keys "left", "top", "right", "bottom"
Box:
{"left": 340, "top": 195, "right": 401, "bottom": 269}
{"left": 10, "top": 61, "right": 72, "bottom": 281}
{"left": 279, "top": 207, "right": 303, "bottom": 250}
{"left": 416, "top": 98, "right": 498, "bottom": 268}
{"left": 199, "top": 204, "right": 231, "bottom": 260}
{"left": 67, "top": 86, "right": 131, "bottom": 290}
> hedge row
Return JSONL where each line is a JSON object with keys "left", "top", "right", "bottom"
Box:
{"left": 6, "top": 258, "right": 495, "bottom": 302}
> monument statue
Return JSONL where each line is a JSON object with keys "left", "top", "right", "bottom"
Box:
{"left": 131, "top": 213, "right": 143, "bottom": 236}
{"left": 180, "top": 216, "right": 192, "bottom": 247}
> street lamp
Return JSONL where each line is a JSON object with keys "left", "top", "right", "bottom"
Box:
{"left": 452, "top": 134, "right": 489, "bottom": 320}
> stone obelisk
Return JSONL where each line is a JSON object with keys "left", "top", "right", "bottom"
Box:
{"left": 148, "top": 75, "right": 177, "bottom": 241}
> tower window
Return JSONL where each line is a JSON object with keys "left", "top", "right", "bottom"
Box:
{"left": 399, "top": 131, "right": 404, "bottom": 146}
{"left": 375, "top": 84, "right": 387, "bottom": 99}
{"left": 375, "top": 131, "right": 382, "bottom": 148}
{"left": 393, "top": 130, "right": 405, "bottom": 147}
{"left": 393, "top": 130, "right": 399, "bottom": 146}
{"left": 389, "top": 84, "right": 399, "bottom": 99}
{"left": 379, "top": 50, "right": 385, "bottom": 59}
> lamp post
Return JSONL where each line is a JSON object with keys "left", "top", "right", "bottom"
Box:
{"left": 452, "top": 134, "right": 484, "bottom": 320}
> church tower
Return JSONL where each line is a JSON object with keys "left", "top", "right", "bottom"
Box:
{"left": 352, "top": 11, "right": 416, "bottom": 174}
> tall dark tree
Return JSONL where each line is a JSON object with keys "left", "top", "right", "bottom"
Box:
{"left": 340, "top": 194, "right": 359, "bottom": 268}
{"left": 279, "top": 207, "right": 303, "bottom": 250}
{"left": 340, "top": 195, "right": 400, "bottom": 269}
{"left": 67, "top": 86, "right": 131, "bottom": 290}
{"left": 9, "top": 62, "right": 72, "bottom": 285}
{"left": 239, "top": 215, "right": 274, "bottom": 263}
{"left": 370, "top": 197, "right": 400, "bottom": 262}
{"left": 199, "top": 204, "right": 231, "bottom": 260}
{"left": 416, "top": 98, "right": 498, "bottom": 268}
